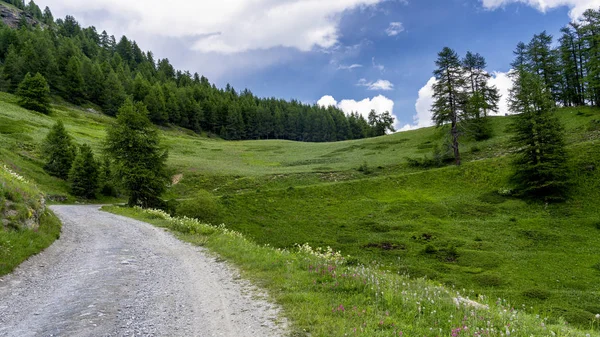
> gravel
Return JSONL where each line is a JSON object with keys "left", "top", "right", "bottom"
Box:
{"left": 0, "top": 205, "right": 287, "bottom": 337}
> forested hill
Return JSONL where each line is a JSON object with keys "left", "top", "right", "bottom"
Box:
{"left": 0, "top": 1, "right": 395, "bottom": 142}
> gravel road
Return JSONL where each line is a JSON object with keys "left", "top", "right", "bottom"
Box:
{"left": 0, "top": 205, "right": 287, "bottom": 337}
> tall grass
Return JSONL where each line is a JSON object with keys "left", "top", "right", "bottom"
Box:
{"left": 105, "top": 206, "right": 600, "bottom": 336}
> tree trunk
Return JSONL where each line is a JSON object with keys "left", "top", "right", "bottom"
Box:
{"left": 451, "top": 121, "right": 461, "bottom": 166}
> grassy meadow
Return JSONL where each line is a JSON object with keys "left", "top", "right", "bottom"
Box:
{"left": 1, "top": 91, "right": 600, "bottom": 331}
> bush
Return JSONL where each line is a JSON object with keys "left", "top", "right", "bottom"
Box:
{"left": 357, "top": 161, "right": 373, "bottom": 174}
{"left": 176, "top": 190, "right": 223, "bottom": 225}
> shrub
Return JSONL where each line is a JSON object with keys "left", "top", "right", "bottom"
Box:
{"left": 357, "top": 161, "right": 373, "bottom": 174}
{"left": 176, "top": 190, "right": 223, "bottom": 225}
{"left": 522, "top": 288, "right": 551, "bottom": 300}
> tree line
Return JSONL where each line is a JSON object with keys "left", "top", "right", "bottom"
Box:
{"left": 0, "top": 1, "right": 394, "bottom": 142}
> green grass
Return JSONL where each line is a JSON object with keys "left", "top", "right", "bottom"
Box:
{"left": 2, "top": 90, "right": 600, "bottom": 330}
{"left": 0, "top": 164, "right": 62, "bottom": 276}
{"left": 105, "top": 206, "right": 600, "bottom": 336}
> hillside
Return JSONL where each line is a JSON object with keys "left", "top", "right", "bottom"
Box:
{"left": 0, "top": 161, "right": 61, "bottom": 276}
{"left": 1, "top": 91, "right": 600, "bottom": 328}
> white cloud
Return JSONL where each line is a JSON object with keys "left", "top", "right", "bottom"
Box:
{"left": 400, "top": 77, "right": 436, "bottom": 131}
{"left": 317, "top": 95, "right": 338, "bottom": 108}
{"left": 488, "top": 71, "right": 513, "bottom": 116}
{"left": 39, "top": 0, "right": 386, "bottom": 54}
{"left": 372, "top": 57, "right": 385, "bottom": 72}
{"left": 480, "top": 0, "right": 600, "bottom": 20}
{"left": 357, "top": 78, "right": 395, "bottom": 91}
{"left": 385, "top": 22, "right": 405, "bottom": 36}
{"left": 338, "top": 64, "right": 364, "bottom": 70}
{"left": 400, "top": 71, "right": 513, "bottom": 131}
{"left": 318, "top": 94, "right": 399, "bottom": 129}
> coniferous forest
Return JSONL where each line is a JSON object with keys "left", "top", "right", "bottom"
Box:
{"left": 0, "top": 0, "right": 395, "bottom": 142}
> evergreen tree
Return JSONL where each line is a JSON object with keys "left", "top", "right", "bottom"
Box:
{"left": 462, "top": 52, "right": 499, "bottom": 140}
{"left": 2, "top": 45, "right": 23, "bottom": 92}
{"left": 69, "top": 143, "right": 99, "bottom": 199}
{"left": 508, "top": 70, "right": 570, "bottom": 200}
{"left": 104, "top": 99, "right": 169, "bottom": 207}
{"left": 144, "top": 83, "right": 167, "bottom": 125}
{"left": 98, "top": 156, "right": 117, "bottom": 197}
{"left": 16, "top": 72, "right": 50, "bottom": 113}
{"left": 431, "top": 47, "right": 467, "bottom": 165}
{"left": 101, "top": 70, "right": 127, "bottom": 116}
{"left": 42, "top": 120, "right": 77, "bottom": 179}
{"left": 64, "top": 56, "right": 84, "bottom": 103}
{"left": 42, "top": 6, "right": 54, "bottom": 25}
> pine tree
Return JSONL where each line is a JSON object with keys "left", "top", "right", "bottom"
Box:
{"left": 42, "top": 121, "right": 77, "bottom": 180}
{"left": 16, "top": 72, "right": 51, "bottom": 114}
{"left": 431, "top": 47, "right": 467, "bottom": 165}
{"left": 101, "top": 70, "right": 127, "bottom": 116}
{"left": 64, "top": 56, "right": 85, "bottom": 103}
{"left": 69, "top": 144, "right": 99, "bottom": 199}
{"left": 2, "top": 45, "right": 23, "bottom": 92}
{"left": 104, "top": 99, "right": 169, "bottom": 207}
{"left": 144, "top": 84, "right": 167, "bottom": 125}
{"left": 462, "top": 52, "right": 499, "bottom": 140}
{"left": 508, "top": 70, "right": 570, "bottom": 200}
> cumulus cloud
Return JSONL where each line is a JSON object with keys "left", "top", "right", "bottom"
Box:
{"left": 318, "top": 94, "right": 399, "bottom": 128}
{"left": 39, "top": 0, "right": 386, "bottom": 54}
{"left": 317, "top": 95, "right": 338, "bottom": 108}
{"left": 400, "top": 72, "right": 513, "bottom": 131}
{"left": 385, "top": 22, "right": 405, "bottom": 36}
{"left": 357, "top": 79, "right": 395, "bottom": 91}
{"left": 488, "top": 71, "right": 513, "bottom": 116}
{"left": 399, "top": 77, "right": 436, "bottom": 131}
{"left": 480, "top": 0, "right": 600, "bottom": 20}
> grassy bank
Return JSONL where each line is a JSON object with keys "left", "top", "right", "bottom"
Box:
{"left": 0, "top": 164, "right": 61, "bottom": 276}
{"left": 105, "top": 206, "right": 600, "bottom": 336}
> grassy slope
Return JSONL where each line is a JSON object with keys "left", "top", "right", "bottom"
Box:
{"left": 106, "top": 206, "right": 599, "bottom": 337}
{"left": 0, "top": 165, "right": 61, "bottom": 276}
{"left": 1, "top": 91, "right": 600, "bottom": 327}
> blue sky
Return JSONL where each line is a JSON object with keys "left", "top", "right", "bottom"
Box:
{"left": 38, "top": 0, "right": 595, "bottom": 129}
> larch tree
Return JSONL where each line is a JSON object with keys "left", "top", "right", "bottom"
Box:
{"left": 431, "top": 47, "right": 467, "bottom": 165}
{"left": 69, "top": 143, "right": 99, "bottom": 199}
{"left": 104, "top": 99, "right": 169, "bottom": 208}
{"left": 42, "top": 120, "right": 77, "bottom": 180}
{"left": 462, "top": 52, "right": 500, "bottom": 140}
{"left": 508, "top": 69, "right": 570, "bottom": 200}
{"left": 16, "top": 72, "right": 51, "bottom": 114}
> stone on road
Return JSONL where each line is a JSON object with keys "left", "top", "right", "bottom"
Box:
{"left": 0, "top": 205, "right": 286, "bottom": 337}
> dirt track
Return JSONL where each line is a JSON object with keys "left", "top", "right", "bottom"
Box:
{"left": 0, "top": 205, "right": 286, "bottom": 337}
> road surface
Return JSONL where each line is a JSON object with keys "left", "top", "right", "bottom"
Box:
{"left": 0, "top": 205, "right": 286, "bottom": 337}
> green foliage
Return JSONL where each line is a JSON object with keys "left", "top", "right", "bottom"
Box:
{"left": 63, "top": 56, "right": 85, "bottom": 103}
{"left": 104, "top": 99, "right": 169, "bottom": 207}
{"left": 69, "top": 144, "right": 99, "bottom": 199}
{"left": 41, "top": 120, "right": 76, "bottom": 180}
{"left": 98, "top": 156, "right": 118, "bottom": 197}
{"left": 16, "top": 72, "right": 50, "bottom": 114}
{"left": 176, "top": 190, "right": 223, "bottom": 225}
{"left": 508, "top": 70, "right": 570, "bottom": 200}
{"left": 101, "top": 70, "right": 126, "bottom": 116}
{"left": 0, "top": 164, "right": 61, "bottom": 276}
{"left": 432, "top": 47, "right": 467, "bottom": 165}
